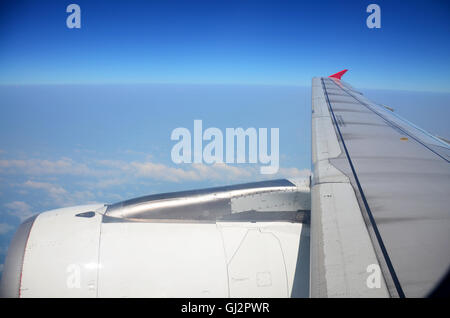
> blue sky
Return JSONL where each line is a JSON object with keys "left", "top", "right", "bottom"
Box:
{"left": 1, "top": 0, "right": 450, "bottom": 90}
{"left": 0, "top": 0, "right": 450, "bottom": 275}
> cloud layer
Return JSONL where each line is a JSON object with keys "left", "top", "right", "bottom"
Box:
{"left": 1, "top": 156, "right": 310, "bottom": 220}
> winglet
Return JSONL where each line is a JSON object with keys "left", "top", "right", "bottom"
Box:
{"left": 329, "top": 69, "right": 348, "bottom": 80}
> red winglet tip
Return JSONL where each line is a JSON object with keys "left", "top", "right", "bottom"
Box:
{"left": 329, "top": 69, "right": 348, "bottom": 80}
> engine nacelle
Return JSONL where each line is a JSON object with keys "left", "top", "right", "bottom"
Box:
{"left": 0, "top": 179, "right": 311, "bottom": 297}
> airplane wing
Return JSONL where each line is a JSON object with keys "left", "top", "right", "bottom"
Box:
{"left": 310, "top": 70, "right": 450, "bottom": 297}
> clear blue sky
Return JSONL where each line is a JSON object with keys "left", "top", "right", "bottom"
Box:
{"left": 0, "top": 0, "right": 449, "bottom": 91}
{"left": 0, "top": 0, "right": 450, "bottom": 276}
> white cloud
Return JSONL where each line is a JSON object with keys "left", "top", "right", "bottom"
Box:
{"left": 130, "top": 161, "right": 200, "bottom": 182}
{"left": 23, "top": 180, "right": 96, "bottom": 207}
{"left": 0, "top": 155, "right": 311, "bottom": 229}
{"left": 86, "top": 159, "right": 259, "bottom": 183}
{"left": 4, "top": 201, "right": 34, "bottom": 221}
{"left": 275, "top": 167, "right": 311, "bottom": 179}
{"left": 0, "top": 158, "right": 96, "bottom": 177}
{"left": 96, "top": 160, "right": 265, "bottom": 183}
{"left": 0, "top": 223, "right": 14, "bottom": 235}
{"left": 1, "top": 156, "right": 310, "bottom": 213}
{"left": 24, "top": 180, "right": 67, "bottom": 196}
{"left": 0, "top": 156, "right": 310, "bottom": 185}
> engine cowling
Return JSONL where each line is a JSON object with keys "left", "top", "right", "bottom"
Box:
{"left": 0, "top": 178, "right": 311, "bottom": 297}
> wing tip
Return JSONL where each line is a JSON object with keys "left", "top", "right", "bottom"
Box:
{"left": 329, "top": 69, "right": 348, "bottom": 80}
